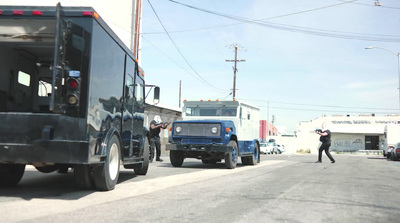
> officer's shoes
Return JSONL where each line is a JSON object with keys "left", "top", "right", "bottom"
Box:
{"left": 156, "top": 158, "right": 163, "bottom": 162}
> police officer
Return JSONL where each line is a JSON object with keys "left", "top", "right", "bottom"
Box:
{"left": 150, "top": 115, "right": 170, "bottom": 162}
{"left": 316, "top": 122, "right": 335, "bottom": 163}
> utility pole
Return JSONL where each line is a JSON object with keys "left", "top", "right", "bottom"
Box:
{"left": 225, "top": 44, "right": 245, "bottom": 100}
{"left": 131, "top": 0, "right": 142, "bottom": 61}
{"left": 179, "top": 80, "right": 182, "bottom": 108}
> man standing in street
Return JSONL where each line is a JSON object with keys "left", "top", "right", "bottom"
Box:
{"left": 150, "top": 115, "right": 170, "bottom": 162}
{"left": 316, "top": 122, "right": 335, "bottom": 163}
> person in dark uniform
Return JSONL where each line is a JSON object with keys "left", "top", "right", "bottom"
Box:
{"left": 316, "top": 123, "right": 335, "bottom": 163}
{"left": 150, "top": 115, "right": 170, "bottom": 162}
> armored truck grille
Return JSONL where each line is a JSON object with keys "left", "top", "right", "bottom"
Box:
{"left": 174, "top": 123, "right": 221, "bottom": 137}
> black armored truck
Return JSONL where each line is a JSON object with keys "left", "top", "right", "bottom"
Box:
{"left": 0, "top": 4, "right": 159, "bottom": 190}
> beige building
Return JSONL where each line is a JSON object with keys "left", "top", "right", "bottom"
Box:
{"left": 296, "top": 114, "right": 400, "bottom": 154}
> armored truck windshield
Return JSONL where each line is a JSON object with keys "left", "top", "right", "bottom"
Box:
{"left": 183, "top": 101, "right": 239, "bottom": 117}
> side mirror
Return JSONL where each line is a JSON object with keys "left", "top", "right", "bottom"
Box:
{"left": 154, "top": 87, "right": 160, "bottom": 104}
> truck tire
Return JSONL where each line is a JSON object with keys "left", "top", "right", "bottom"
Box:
{"left": 134, "top": 137, "right": 150, "bottom": 175}
{"left": 170, "top": 150, "right": 184, "bottom": 167}
{"left": 225, "top": 140, "right": 238, "bottom": 169}
{"left": 93, "top": 134, "right": 121, "bottom": 191}
{"left": 0, "top": 164, "right": 25, "bottom": 187}
{"left": 248, "top": 144, "right": 260, "bottom": 165}
{"left": 74, "top": 164, "right": 94, "bottom": 189}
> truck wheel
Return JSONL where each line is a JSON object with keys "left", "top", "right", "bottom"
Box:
{"left": 74, "top": 164, "right": 94, "bottom": 189}
{"left": 225, "top": 140, "right": 238, "bottom": 169}
{"left": 93, "top": 134, "right": 121, "bottom": 191}
{"left": 248, "top": 144, "right": 260, "bottom": 165}
{"left": 134, "top": 137, "right": 150, "bottom": 175}
{"left": 170, "top": 150, "right": 184, "bottom": 167}
{"left": 0, "top": 164, "right": 25, "bottom": 187}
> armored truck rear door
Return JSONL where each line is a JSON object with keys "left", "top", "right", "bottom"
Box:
{"left": 50, "top": 3, "right": 67, "bottom": 112}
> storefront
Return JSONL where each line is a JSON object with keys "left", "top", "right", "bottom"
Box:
{"left": 296, "top": 114, "right": 400, "bottom": 153}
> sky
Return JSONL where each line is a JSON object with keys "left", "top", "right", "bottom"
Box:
{"left": 139, "top": 0, "right": 400, "bottom": 134}
{"left": 3, "top": 0, "right": 400, "bottom": 134}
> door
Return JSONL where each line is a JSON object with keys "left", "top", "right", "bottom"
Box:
{"left": 132, "top": 62, "right": 145, "bottom": 156}
{"left": 50, "top": 3, "right": 67, "bottom": 112}
{"left": 122, "top": 55, "right": 135, "bottom": 157}
{"left": 365, "top": 136, "right": 379, "bottom": 150}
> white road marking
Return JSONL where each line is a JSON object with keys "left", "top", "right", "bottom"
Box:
{"left": 1, "top": 160, "right": 286, "bottom": 222}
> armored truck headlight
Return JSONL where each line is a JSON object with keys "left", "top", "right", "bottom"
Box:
{"left": 175, "top": 126, "right": 182, "bottom": 133}
{"left": 211, "top": 127, "right": 218, "bottom": 134}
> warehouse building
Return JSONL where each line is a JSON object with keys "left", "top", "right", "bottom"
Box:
{"left": 296, "top": 114, "right": 400, "bottom": 153}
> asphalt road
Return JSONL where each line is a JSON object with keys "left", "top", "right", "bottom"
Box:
{"left": 1, "top": 154, "right": 399, "bottom": 223}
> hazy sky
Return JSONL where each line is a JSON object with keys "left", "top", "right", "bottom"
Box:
{"left": 3, "top": 0, "right": 400, "bottom": 133}
{"left": 140, "top": 0, "right": 400, "bottom": 133}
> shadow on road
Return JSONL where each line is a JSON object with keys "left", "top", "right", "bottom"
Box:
{"left": 156, "top": 161, "right": 251, "bottom": 170}
{"left": 0, "top": 168, "right": 140, "bottom": 200}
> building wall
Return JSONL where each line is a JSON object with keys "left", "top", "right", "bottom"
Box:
{"left": 260, "top": 120, "right": 278, "bottom": 142}
{"left": 3, "top": 0, "right": 134, "bottom": 49}
{"left": 330, "top": 133, "right": 366, "bottom": 152}
{"left": 268, "top": 135, "right": 297, "bottom": 154}
{"left": 296, "top": 114, "right": 400, "bottom": 154}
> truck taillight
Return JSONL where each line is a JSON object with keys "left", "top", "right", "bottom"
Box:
{"left": 68, "top": 79, "right": 78, "bottom": 89}
{"left": 32, "top": 10, "right": 42, "bottom": 16}
{"left": 13, "top": 10, "right": 23, "bottom": 15}
{"left": 397, "top": 149, "right": 400, "bottom": 153}
{"left": 66, "top": 77, "right": 80, "bottom": 107}
{"left": 82, "top": 11, "right": 99, "bottom": 19}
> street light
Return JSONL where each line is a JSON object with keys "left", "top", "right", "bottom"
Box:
{"left": 365, "top": 46, "right": 400, "bottom": 110}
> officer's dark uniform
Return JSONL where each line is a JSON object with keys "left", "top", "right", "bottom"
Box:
{"left": 150, "top": 120, "right": 163, "bottom": 162}
{"left": 317, "top": 130, "right": 335, "bottom": 163}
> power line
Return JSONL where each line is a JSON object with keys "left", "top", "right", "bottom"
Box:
{"left": 264, "top": 105, "right": 398, "bottom": 115}
{"left": 236, "top": 97, "right": 399, "bottom": 112}
{"left": 336, "top": 0, "right": 400, "bottom": 9}
{"left": 146, "top": 0, "right": 225, "bottom": 91}
{"left": 166, "top": 0, "right": 400, "bottom": 42}
{"left": 141, "top": 36, "right": 199, "bottom": 76}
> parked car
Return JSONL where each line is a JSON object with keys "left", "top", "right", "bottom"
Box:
{"left": 265, "top": 142, "right": 279, "bottom": 154}
{"left": 387, "top": 146, "right": 394, "bottom": 159}
{"left": 277, "top": 144, "right": 285, "bottom": 153}
{"left": 383, "top": 145, "right": 393, "bottom": 157}
{"left": 260, "top": 143, "right": 268, "bottom": 154}
{"left": 390, "top": 143, "right": 400, "bottom": 161}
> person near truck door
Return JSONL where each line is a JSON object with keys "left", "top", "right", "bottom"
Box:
{"left": 150, "top": 115, "right": 170, "bottom": 162}
{"left": 316, "top": 122, "right": 335, "bottom": 163}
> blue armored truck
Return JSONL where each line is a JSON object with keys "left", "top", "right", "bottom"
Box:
{"left": 166, "top": 100, "right": 260, "bottom": 169}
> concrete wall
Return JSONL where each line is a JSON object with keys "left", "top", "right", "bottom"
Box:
{"left": 3, "top": 0, "right": 134, "bottom": 49}
{"left": 268, "top": 136, "right": 298, "bottom": 154}
{"left": 330, "top": 133, "right": 364, "bottom": 152}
